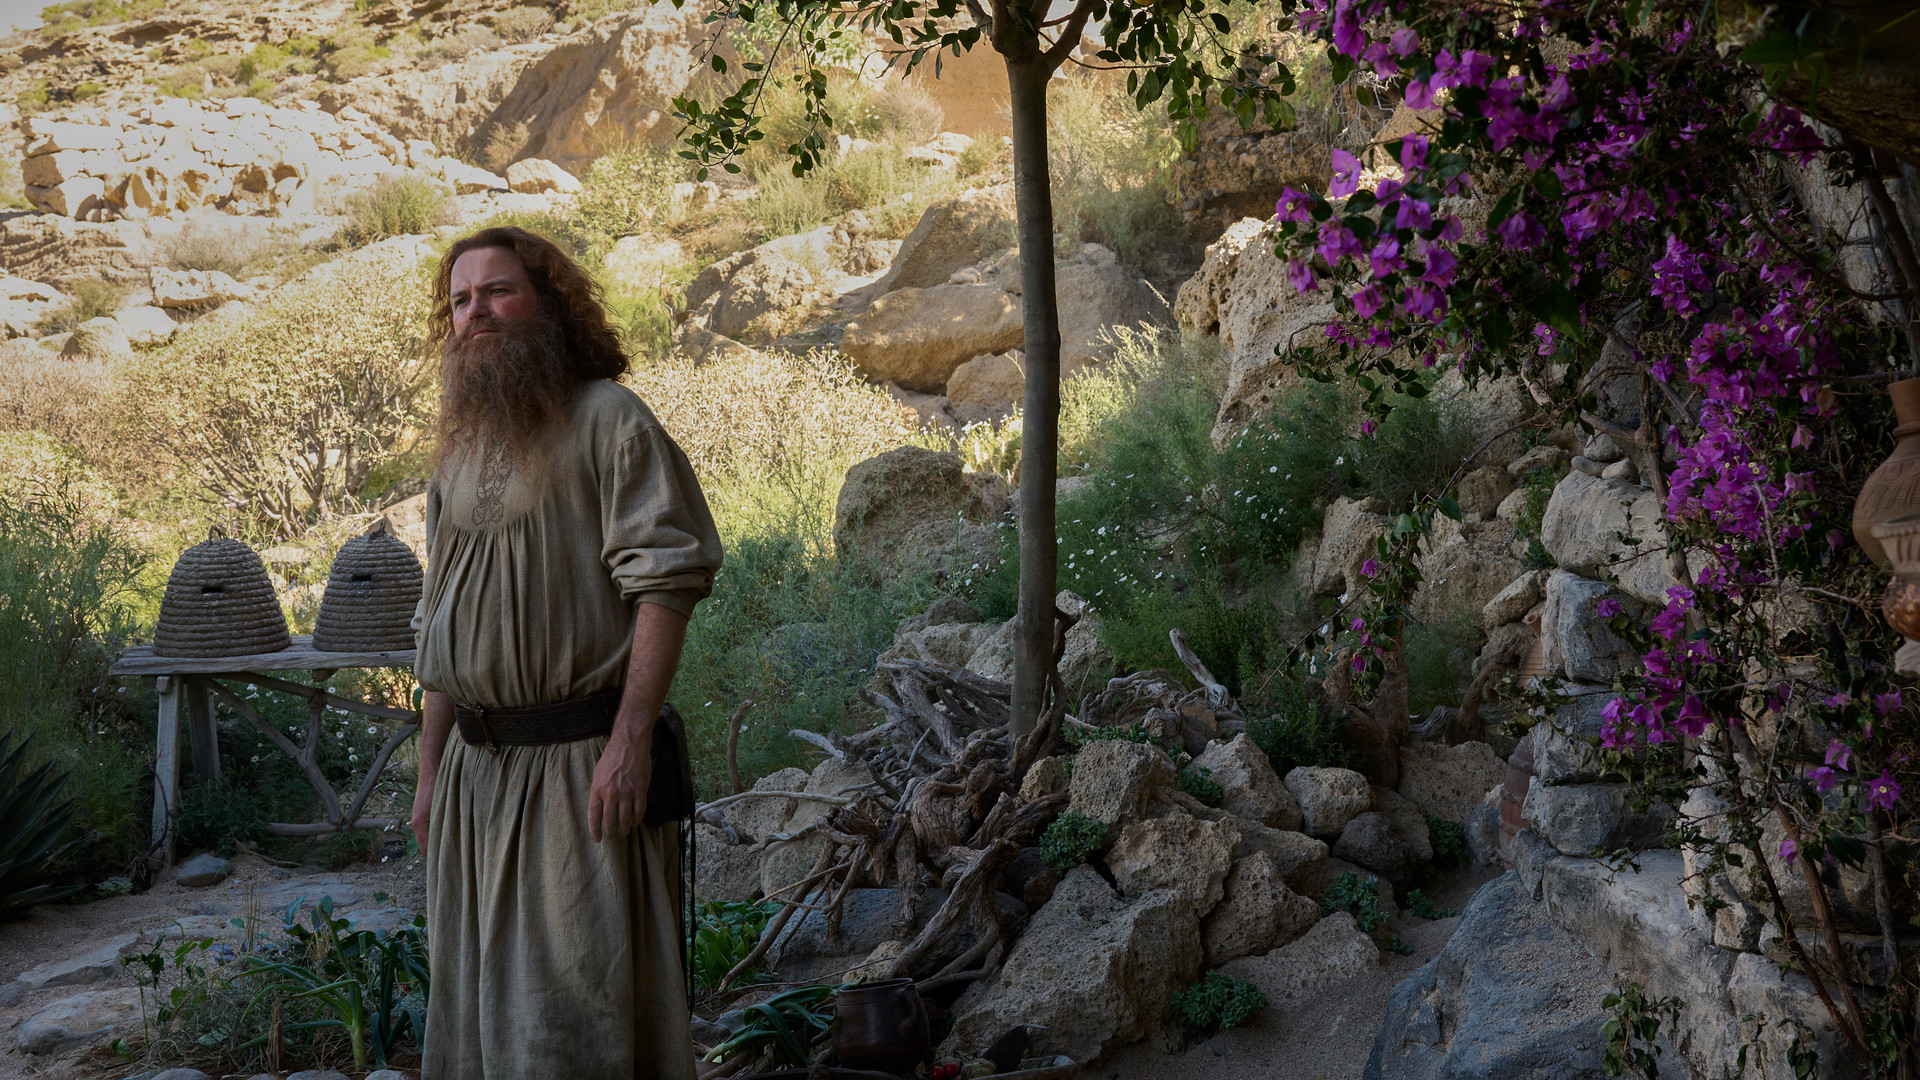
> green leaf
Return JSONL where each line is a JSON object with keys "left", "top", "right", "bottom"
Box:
{"left": 1437, "top": 495, "right": 1463, "bottom": 521}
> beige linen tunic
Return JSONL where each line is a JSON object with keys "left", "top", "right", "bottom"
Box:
{"left": 416, "top": 379, "right": 722, "bottom": 1080}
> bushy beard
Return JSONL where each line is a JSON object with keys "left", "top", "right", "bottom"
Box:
{"left": 434, "top": 314, "right": 574, "bottom": 468}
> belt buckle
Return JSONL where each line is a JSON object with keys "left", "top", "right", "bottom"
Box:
{"left": 471, "top": 704, "right": 502, "bottom": 754}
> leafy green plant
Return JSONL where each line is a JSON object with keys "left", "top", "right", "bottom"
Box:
{"left": 689, "top": 899, "right": 779, "bottom": 991}
{"left": 237, "top": 896, "right": 429, "bottom": 1071}
{"left": 1038, "top": 811, "right": 1110, "bottom": 875}
{"left": 1601, "top": 979, "right": 1681, "bottom": 1079}
{"left": 173, "top": 774, "right": 269, "bottom": 856}
{"left": 703, "top": 984, "right": 838, "bottom": 1069}
{"left": 1170, "top": 971, "right": 1268, "bottom": 1033}
{"left": 1426, "top": 815, "right": 1467, "bottom": 868}
{"left": 1511, "top": 463, "right": 1563, "bottom": 571}
{"left": 0, "top": 729, "right": 83, "bottom": 919}
{"left": 1178, "top": 766, "right": 1223, "bottom": 806}
{"left": 1405, "top": 889, "right": 1456, "bottom": 920}
{"left": 1245, "top": 680, "right": 1353, "bottom": 776}
{"left": 36, "top": 279, "right": 126, "bottom": 334}
{"left": 340, "top": 174, "right": 448, "bottom": 246}
{"left": 1321, "top": 872, "right": 1388, "bottom": 933}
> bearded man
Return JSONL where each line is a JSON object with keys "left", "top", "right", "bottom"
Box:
{"left": 409, "top": 226, "right": 722, "bottom": 1080}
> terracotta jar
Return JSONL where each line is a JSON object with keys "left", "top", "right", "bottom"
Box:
{"left": 833, "top": 979, "right": 928, "bottom": 1075}
{"left": 1851, "top": 378, "right": 1920, "bottom": 569}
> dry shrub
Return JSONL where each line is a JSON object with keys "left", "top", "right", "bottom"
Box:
{"left": 869, "top": 80, "right": 946, "bottom": 147}
{"left": 482, "top": 120, "right": 531, "bottom": 172}
{"left": 627, "top": 350, "right": 914, "bottom": 484}
{"left": 111, "top": 250, "right": 435, "bottom": 538}
{"left": 493, "top": 5, "right": 554, "bottom": 42}
{"left": 166, "top": 215, "right": 271, "bottom": 276}
{"left": 0, "top": 344, "right": 116, "bottom": 464}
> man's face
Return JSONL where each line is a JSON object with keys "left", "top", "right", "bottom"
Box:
{"left": 450, "top": 246, "right": 541, "bottom": 338}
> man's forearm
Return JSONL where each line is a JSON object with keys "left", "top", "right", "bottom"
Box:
{"left": 613, "top": 601, "right": 689, "bottom": 745}
{"left": 419, "top": 690, "right": 456, "bottom": 782}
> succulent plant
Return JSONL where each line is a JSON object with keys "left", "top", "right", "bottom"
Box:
{"left": 0, "top": 729, "right": 83, "bottom": 920}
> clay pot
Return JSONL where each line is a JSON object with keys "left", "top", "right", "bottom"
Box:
{"left": 833, "top": 979, "right": 928, "bottom": 1075}
{"left": 1850, "top": 378, "right": 1920, "bottom": 569}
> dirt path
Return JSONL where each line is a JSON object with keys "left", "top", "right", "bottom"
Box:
{"left": 0, "top": 853, "right": 425, "bottom": 1080}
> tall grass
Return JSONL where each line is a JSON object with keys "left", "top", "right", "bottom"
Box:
{"left": 1046, "top": 77, "right": 1182, "bottom": 271}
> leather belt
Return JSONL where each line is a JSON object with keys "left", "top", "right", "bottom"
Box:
{"left": 453, "top": 687, "right": 621, "bottom": 750}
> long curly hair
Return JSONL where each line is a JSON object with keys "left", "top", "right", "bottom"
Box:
{"left": 427, "top": 226, "right": 629, "bottom": 382}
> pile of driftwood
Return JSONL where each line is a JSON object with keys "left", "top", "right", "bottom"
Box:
{"left": 695, "top": 619, "right": 1245, "bottom": 1005}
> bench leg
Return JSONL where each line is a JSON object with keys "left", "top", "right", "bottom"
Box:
{"left": 152, "top": 675, "right": 180, "bottom": 864}
{"left": 185, "top": 677, "right": 220, "bottom": 780}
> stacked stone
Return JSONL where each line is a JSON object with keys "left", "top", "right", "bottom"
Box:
{"left": 18, "top": 99, "right": 499, "bottom": 221}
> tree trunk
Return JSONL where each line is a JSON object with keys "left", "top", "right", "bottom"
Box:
{"left": 1005, "top": 52, "right": 1060, "bottom": 736}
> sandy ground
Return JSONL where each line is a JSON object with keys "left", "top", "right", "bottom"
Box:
{"left": 1104, "top": 863, "right": 1506, "bottom": 1080}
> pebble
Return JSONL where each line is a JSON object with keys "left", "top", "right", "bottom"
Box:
{"left": 286, "top": 1071, "right": 353, "bottom": 1080}
{"left": 150, "top": 1069, "right": 214, "bottom": 1080}
{"left": 175, "top": 853, "right": 232, "bottom": 888}
{"left": 1568, "top": 455, "right": 1606, "bottom": 477}
{"left": 1601, "top": 458, "right": 1637, "bottom": 481}
{"left": 0, "top": 984, "right": 20, "bottom": 1007}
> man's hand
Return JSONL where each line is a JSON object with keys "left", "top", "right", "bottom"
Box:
{"left": 410, "top": 776, "right": 434, "bottom": 852}
{"left": 589, "top": 732, "right": 653, "bottom": 842}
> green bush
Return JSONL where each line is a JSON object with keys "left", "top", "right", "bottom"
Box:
{"left": 341, "top": 174, "right": 447, "bottom": 246}
{"left": 1512, "top": 458, "right": 1564, "bottom": 570}
{"left": 1170, "top": 971, "right": 1268, "bottom": 1033}
{"left": 1244, "top": 677, "right": 1354, "bottom": 775}
{"left": 1406, "top": 888, "right": 1457, "bottom": 920}
{"left": 0, "top": 729, "right": 84, "bottom": 919}
{"left": 1038, "top": 811, "right": 1110, "bottom": 874}
{"left": 1404, "top": 605, "right": 1478, "bottom": 720}
{"left": 573, "top": 143, "right": 689, "bottom": 244}
{"left": 1322, "top": 871, "right": 1388, "bottom": 933}
{"left": 1178, "top": 766, "right": 1224, "bottom": 806}
{"left": 1427, "top": 814, "right": 1467, "bottom": 867}
{"left": 1046, "top": 77, "right": 1181, "bottom": 272}
{"left": 688, "top": 899, "right": 780, "bottom": 991}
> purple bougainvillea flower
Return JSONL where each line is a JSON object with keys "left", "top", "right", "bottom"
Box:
{"left": 1351, "top": 283, "right": 1385, "bottom": 318}
{"left": 1777, "top": 839, "right": 1797, "bottom": 862}
{"left": 1596, "top": 598, "right": 1621, "bottom": 618}
{"left": 1319, "top": 223, "right": 1363, "bottom": 264}
{"left": 1495, "top": 213, "right": 1547, "bottom": 250}
{"left": 1330, "top": 149, "right": 1362, "bottom": 197}
{"left": 1824, "top": 740, "right": 1852, "bottom": 771}
{"left": 1404, "top": 80, "right": 1435, "bottom": 110}
{"left": 1823, "top": 692, "right": 1850, "bottom": 708}
{"left": 1674, "top": 696, "right": 1710, "bottom": 738}
{"left": 1360, "top": 418, "right": 1377, "bottom": 436}
{"left": 1350, "top": 652, "right": 1368, "bottom": 673}
{"left": 1868, "top": 771, "right": 1903, "bottom": 811}
{"left": 1286, "top": 259, "right": 1319, "bottom": 293}
{"left": 1370, "top": 237, "right": 1404, "bottom": 278}
{"left": 1399, "top": 134, "right": 1429, "bottom": 172}
{"left": 1396, "top": 197, "right": 1434, "bottom": 232}
{"left": 1808, "top": 765, "right": 1838, "bottom": 792}
{"left": 1874, "top": 691, "right": 1902, "bottom": 714}
{"left": 1389, "top": 26, "right": 1420, "bottom": 57}
{"left": 1360, "top": 558, "right": 1380, "bottom": 578}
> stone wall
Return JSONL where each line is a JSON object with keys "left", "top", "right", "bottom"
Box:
{"left": 18, "top": 98, "right": 480, "bottom": 221}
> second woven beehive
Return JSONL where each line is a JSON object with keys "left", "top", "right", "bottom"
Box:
{"left": 313, "top": 520, "right": 423, "bottom": 652}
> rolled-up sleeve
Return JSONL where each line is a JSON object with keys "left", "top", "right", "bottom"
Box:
{"left": 600, "top": 423, "right": 724, "bottom": 617}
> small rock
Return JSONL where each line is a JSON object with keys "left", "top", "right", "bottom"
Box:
{"left": 1229, "top": 821, "right": 1328, "bottom": 896}
{"left": 286, "top": 1071, "right": 353, "bottom": 1080}
{"left": 1201, "top": 852, "right": 1320, "bottom": 965}
{"left": 1018, "top": 756, "right": 1069, "bottom": 802}
{"left": 505, "top": 157, "right": 581, "bottom": 195}
{"left": 150, "top": 1070, "right": 214, "bottom": 1080}
{"left": 15, "top": 987, "right": 142, "bottom": 1054}
{"left": 175, "top": 852, "right": 232, "bottom": 887}
{"left": 1332, "top": 812, "right": 1414, "bottom": 885}
{"left": 1569, "top": 455, "right": 1605, "bottom": 477}
{"left": 1397, "top": 741, "right": 1507, "bottom": 824}
{"left": 722, "top": 767, "right": 809, "bottom": 842}
{"left": 1505, "top": 444, "right": 1569, "bottom": 478}
{"left": 14, "top": 931, "right": 140, "bottom": 989}
{"left": 1067, "top": 739, "right": 1177, "bottom": 827}
{"left": 1003, "top": 846, "right": 1061, "bottom": 909}
{"left": 115, "top": 304, "right": 177, "bottom": 346}
{"left": 0, "top": 984, "right": 19, "bottom": 1006}
{"left": 1601, "top": 458, "right": 1637, "bottom": 481}
{"left": 1107, "top": 810, "right": 1236, "bottom": 915}
{"left": 1479, "top": 570, "right": 1547, "bottom": 630}
{"left": 1193, "top": 734, "right": 1303, "bottom": 830}
{"left": 693, "top": 823, "right": 762, "bottom": 903}
{"left": 1216, "top": 911, "right": 1378, "bottom": 1007}
{"left": 689, "top": 1015, "right": 730, "bottom": 1047}
{"left": 1583, "top": 433, "right": 1624, "bottom": 463}
{"left": 1282, "top": 766, "right": 1374, "bottom": 839}
{"left": 60, "top": 316, "right": 132, "bottom": 359}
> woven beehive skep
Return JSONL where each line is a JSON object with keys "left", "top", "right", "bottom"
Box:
{"left": 313, "top": 518, "right": 423, "bottom": 653}
{"left": 154, "top": 526, "right": 293, "bottom": 658}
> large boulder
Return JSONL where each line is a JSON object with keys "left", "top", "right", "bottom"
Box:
{"left": 114, "top": 304, "right": 178, "bottom": 346}
{"left": 1308, "top": 496, "right": 1394, "bottom": 599}
{"left": 947, "top": 350, "right": 1025, "bottom": 423}
{"left": 59, "top": 316, "right": 132, "bottom": 360}
{"left": 1521, "top": 782, "right": 1673, "bottom": 856}
{"left": 832, "top": 447, "right": 997, "bottom": 566}
{"left": 1051, "top": 260, "right": 1169, "bottom": 371}
{"left": 1171, "top": 216, "right": 1336, "bottom": 437}
{"left": 458, "top": 6, "right": 709, "bottom": 173}
{"left": 945, "top": 865, "right": 1202, "bottom": 1064}
{"left": 1364, "top": 872, "right": 1611, "bottom": 1080}
{"left": 1284, "top": 766, "right": 1374, "bottom": 839}
{"left": 315, "top": 42, "right": 549, "bottom": 155}
{"left": 1333, "top": 812, "right": 1416, "bottom": 886}
{"left": 1229, "top": 820, "right": 1329, "bottom": 896}
{"left": 1479, "top": 570, "right": 1547, "bottom": 631}
{"left": 1177, "top": 115, "right": 1334, "bottom": 240}
{"left": 1107, "top": 810, "right": 1237, "bottom": 915}
{"left": 1193, "top": 734, "right": 1303, "bottom": 830}
{"left": 721, "top": 766, "right": 810, "bottom": 842}
{"left": 1202, "top": 852, "right": 1322, "bottom": 965}
{"left": 1067, "top": 738, "right": 1177, "bottom": 827}
{"left": 603, "top": 234, "right": 686, "bottom": 291}
{"left": 0, "top": 211, "right": 154, "bottom": 284}
{"left": 696, "top": 254, "right": 824, "bottom": 342}
{"left": 693, "top": 823, "right": 762, "bottom": 903}
{"left": 876, "top": 186, "right": 1015, "bottom": 293}
{"left": 1539, "top": 471, "right": 1674, "bottom": 607}
{"left": 0, "top": 273, "right": 67, "bottom": 337}
{"left": 151, "top": 267, "right": 258, "bottom": 309}
{"left": 1396, "top": 742, "right": 1507, "bottom": 823}
{"left": 505, "top": 157, "right": 580, "bottom": 194}
{"left": 1539, "top": 571, "right": 1643, "bottom": 683}
{"left": 1216, "top": 910, "right": 1379, "bottom": 1008}
{"left": 840, "top": 282, "right": 1024, "bottom": 392}
{"left": 1410, "top": 517, "right": 1527, "bottom": 627}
